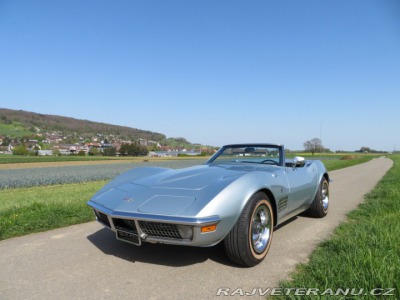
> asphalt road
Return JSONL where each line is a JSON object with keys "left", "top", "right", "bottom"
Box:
{"left": 0, "top": 157, "right": 393, "bottom": 300}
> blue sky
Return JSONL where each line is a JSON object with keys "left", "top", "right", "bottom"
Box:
{"left": 1, "top": 0, "right": 399, "bottom": 151}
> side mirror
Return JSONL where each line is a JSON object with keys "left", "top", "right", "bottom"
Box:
{"left": 293, "top": 156, "right": 305, "bottom": 168}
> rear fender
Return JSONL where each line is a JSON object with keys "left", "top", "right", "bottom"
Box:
{"left": 308, "top": 160, "right": 330, "bottom": 203}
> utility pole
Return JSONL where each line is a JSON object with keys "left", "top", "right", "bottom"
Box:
{"left": 320, "top": 122, "right": 322, "bottom": 153}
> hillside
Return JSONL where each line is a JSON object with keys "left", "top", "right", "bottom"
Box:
{"left": 0, "top": 108, "right": 166, "bottom": 142}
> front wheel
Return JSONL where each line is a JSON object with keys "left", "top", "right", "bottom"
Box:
{"left": 224, "top": 192, "right": 274, "bottom": 267}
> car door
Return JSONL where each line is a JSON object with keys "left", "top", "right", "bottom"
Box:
{"left": 285, "top": 162, "right": 318, "bottom": 213}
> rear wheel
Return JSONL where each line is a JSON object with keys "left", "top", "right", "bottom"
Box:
{"left": 308, "top": 178, "right": 329, "bottom": 218}
{"left": 224, "top": 192, "right": 274, "bottom": 267}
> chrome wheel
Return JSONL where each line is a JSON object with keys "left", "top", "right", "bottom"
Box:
{"left": 321, "top": 181, "right": 329, "bottom": 211}
{"left": 224, "top": 193, "right": 274, "bottom": 267}
{"left": 251, "top": 204, "right": 272, "bottom": 254}
{"left": 308, "top": 178, "right": 329, "bottom": 218}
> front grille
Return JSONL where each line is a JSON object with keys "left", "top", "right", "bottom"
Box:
{"left": 139, "top": 221, "right": 182, "bottom": 239}
{"left": 94, "top": 210, "right": 111, "bottom": 228}
{"left": 112, "top": 218, "right": 138, "bottom": 234}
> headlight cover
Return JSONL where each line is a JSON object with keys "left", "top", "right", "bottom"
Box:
{"left": 177, "top": 225, "right": 193, "bottom": 240}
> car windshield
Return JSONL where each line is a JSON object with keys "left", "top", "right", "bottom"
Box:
{"left": 208, "top": 145, "right": 281, "bottom": 165}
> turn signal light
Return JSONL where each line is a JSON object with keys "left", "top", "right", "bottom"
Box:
{"left": 201, "top": 224, "right": 217, "bottom": 233}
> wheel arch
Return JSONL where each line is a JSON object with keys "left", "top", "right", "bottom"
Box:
{"left": 254, "top": 188, "right": 278, "bottom": 227}
{"left": 323, "top": 172, "right": 330, "bottom": 183}
{"left": 223, "top": 187, "right": 276, "bottom": 266}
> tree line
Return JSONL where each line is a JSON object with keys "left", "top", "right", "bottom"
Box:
{"left": 118, "top": 143, "right": 148, "bottom": 156}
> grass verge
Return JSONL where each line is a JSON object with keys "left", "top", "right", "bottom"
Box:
{"left": 0, "top": 181, "right": 106, "bottom": 240}
{"left": 271, "top": 155, "right": 400, "bottom": 299}
{"left": 323, "top": 155, "right": 376, "bottom": 172}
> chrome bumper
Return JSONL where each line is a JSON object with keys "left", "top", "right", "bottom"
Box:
{"left": 88, "top": 200, "right": 222, "bottom": 247}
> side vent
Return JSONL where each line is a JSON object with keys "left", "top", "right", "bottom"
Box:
{"left": 278, "top": 197, "right": 288, "bottom": 212}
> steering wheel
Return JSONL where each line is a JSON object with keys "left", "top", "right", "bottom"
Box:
{"left": 260, "top": 159, "right": 278, "bottom": 165}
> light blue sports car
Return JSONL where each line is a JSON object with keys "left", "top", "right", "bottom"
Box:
{"left": 87, "top": 144, "right": 330, "bottom": 267}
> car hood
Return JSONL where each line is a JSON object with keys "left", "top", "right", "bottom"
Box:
{"left": 91, "top": 164, "right": 274, "bottom": 216}
{"left": 132, "top": 164, "right": 247, "bottom": 190}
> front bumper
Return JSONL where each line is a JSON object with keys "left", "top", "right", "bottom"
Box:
{"left": 88, "top": 200, "right": 222, "bottom": 247}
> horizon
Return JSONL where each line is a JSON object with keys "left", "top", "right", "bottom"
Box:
{"left": 0, "top": 107, "right": 391, "bottom": 152}
{"left": 1, "top": 1, "right": 399, "bottom": 151}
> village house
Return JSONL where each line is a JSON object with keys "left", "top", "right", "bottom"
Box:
{"left": 54, "top": 144, "right": 89, "bottom": 155}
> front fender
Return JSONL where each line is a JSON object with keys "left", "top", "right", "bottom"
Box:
{"left": 197, "top": 170, "right": 288, "bottom": 240}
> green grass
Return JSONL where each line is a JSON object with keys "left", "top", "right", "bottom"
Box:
{"left": 323, "top": 155, "right": 377, "bottom": 172}
{"left": 0, "top": 121, "right": 34, "bottom": 137}
{"left": 271, "top": 155, "right": 400, "bottom": 300}
{"left": 285, "top": 153, "right": 378, "bottom": 172}
{"left": 0, "top": 181, "right": 106, "bottom": 240}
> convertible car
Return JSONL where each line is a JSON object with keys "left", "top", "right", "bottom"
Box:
{"left": 87, "top": 144, "right": 329, "bottom": 267}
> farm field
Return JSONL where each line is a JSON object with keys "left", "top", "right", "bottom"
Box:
{"left": 0, "top": 155, "right": 120, "bottom": 164}
{"left": 0, "top": 154, "right": 207, "bottom": 169}
{"left": 0, "top": 154, "right": 377, "bottom": 189}
{"left": 0, "top": 160, "right": 203, "bottom": 189}
{"left": 0, "top": 152, "right": 377, "bottom": 164}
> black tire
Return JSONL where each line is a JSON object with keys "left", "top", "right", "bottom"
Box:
{"left": 308, "top": 178, "right": 329, "bottom": 218}
{"left": 224, "top": 192, "right": 274, "bottom": 267}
